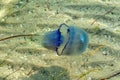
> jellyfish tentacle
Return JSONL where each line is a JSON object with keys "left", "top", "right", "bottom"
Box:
{"left": 56, "top": 23, "right": 71, "bottom": 55}
{"left": 60, "top": 29, "right": 70, "bottom": 55}
{"left": 58, "top": 23, "right": 70, "bottom": 30}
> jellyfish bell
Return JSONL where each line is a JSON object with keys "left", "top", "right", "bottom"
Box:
{"left": 42, "top": 23, "right": 89, "bottom": 55}
{"left": 42, "top": 30, "right": 64, "bottom": 51}
{"left": 62, "top": 26, "right": 89, "bottom": 55}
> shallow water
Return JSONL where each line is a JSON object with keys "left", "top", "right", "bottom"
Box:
{"left": 0, "top": 0, "right": 120, "bottom": 80}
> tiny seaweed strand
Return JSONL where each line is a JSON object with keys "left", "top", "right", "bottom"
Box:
{"left": 100, "top": 70, "right": 120, "bottom": 80}
{"left": 0, "top": 34, "right": 36, "bottom": 41}
{"left": 91, "top": 7, "right": 115, "bottom": 25}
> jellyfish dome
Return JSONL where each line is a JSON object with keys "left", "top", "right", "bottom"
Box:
{"left": 42, "top": 23, "right": 89, "bottom": 55}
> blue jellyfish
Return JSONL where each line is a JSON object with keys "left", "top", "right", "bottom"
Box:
{"left": 42, "top": 23, "right": 89, "bottom": 55}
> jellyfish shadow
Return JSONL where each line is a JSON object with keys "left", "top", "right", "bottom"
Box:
{"left": 0, "top": 77, "right": 4, "bottom": 80}
{"left": 21, "top": 66, "right": 70, "bottom": 80}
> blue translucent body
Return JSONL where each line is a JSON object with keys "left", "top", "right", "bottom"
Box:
{"left": 42, "top": 30, "right": 64, "bottom": 50}
{"left": 63, "top": 26, "right": 89, "bottom": 55}
{"left": 42, "top": 23, "right": 89, "bottom": 55}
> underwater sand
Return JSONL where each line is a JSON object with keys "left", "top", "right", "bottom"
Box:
{"left": 0, "top": 0, "right": 120, "bottom": 80}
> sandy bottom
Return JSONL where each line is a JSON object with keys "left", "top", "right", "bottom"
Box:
{"left": 0, "top": 0, "right": 120, "bottom": 80}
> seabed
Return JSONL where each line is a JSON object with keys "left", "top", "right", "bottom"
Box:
{"left": 0, "top": 0, "right": 120, "bottom": 80}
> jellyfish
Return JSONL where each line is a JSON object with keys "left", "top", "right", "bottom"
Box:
{"left": 42, "top": 23, "right": 89, "bottom": 55}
